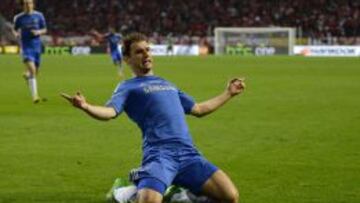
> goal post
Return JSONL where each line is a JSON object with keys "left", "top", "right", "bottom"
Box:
{"left": 214, "top": 27, "right": 296, "bottom": 56}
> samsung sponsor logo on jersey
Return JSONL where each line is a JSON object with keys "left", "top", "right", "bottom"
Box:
{"left": 143, "top": 85, "right": 177, "bottom": 94}
{"left": 22, "top": 19, "right": 39, "bottom": 29}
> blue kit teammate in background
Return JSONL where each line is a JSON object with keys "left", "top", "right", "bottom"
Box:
{"left": 62, "top": 33, "right": 245, "bottom": 203}
{"left": 92, "top": 27, "right": 124, "bottom": 77}
{"left": 13, "top": 0, "right": 47, "bottom": 103}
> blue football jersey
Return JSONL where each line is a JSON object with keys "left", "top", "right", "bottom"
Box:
{"left": 105, "top": 33, "right": 122, "bottom": 52}
{"left": 106, "top": 76, "right": 196, "bottom": 153}
{"left": 13, "top": 11, "right": 46, "bottom": 52}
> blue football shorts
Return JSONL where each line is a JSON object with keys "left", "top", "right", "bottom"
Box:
{"left": 129, "top": 148, "right": 218, "bottom": 195}
{"left": 111, "top": 50, "right": 122, "bottom": 64}
{"left": 22, "top": 49, "right": 41, "bottom": 68}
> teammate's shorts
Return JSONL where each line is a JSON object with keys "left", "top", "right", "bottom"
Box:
{"left": 111, "top": 50, "right": 122, "bottom": 64}
{"left": 129, "top": 148, "right": 218, "bottom": 195}
{"left": 22, "top": 49, "right": 41, "bottom": 68}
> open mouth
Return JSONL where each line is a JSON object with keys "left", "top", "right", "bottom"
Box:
{"left": 143, "top": 58, "right": 152, "bottom": 66}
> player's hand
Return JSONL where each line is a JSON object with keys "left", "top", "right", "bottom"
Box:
{"left": 31, "top": 30, "right": 41, "bottom": 36}
{"left": 227, "top": 78, "right": 245, "bottom": 97}
{"left": 61, "top": 92, "right": 88, "bottom": 110}
{"left": 13, "top": 31, "right": 19, "bottom": 39}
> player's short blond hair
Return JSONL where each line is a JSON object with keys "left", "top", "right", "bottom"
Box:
{"left": 20, "top": 0, "right": 35, "bottom": 6}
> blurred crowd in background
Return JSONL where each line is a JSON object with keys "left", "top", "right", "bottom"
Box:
{"left": 0, "top": 0, "right": 359, "bottom": 46}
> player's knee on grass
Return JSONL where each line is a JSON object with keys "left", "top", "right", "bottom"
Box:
{"left": 222, "top": 188, "right": 239, "bottom": 203}
{"left": 137, "top": 189, "right": 163, "bottom": 203}
{"left": 215, "top": 185, "right": 239, "bottom": 203}
{"left": 201, "top": 170, "right": 239, "bottom": 203}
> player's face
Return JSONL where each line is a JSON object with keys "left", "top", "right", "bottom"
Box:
{"left": 127, "top": 41, "right": 153, "bottom": 74}
{"left": 23, "top": 0, "right": 34, "bottom": 12}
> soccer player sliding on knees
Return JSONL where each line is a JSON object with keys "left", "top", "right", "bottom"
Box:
{"left": 61, "top": 32, "right": 245, "bottom": 203}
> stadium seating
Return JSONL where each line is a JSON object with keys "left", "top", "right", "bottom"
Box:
{"left": 0, "top": 0, "right": 359, "bottom": 45}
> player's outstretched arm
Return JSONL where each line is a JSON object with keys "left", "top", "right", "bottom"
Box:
{"left": 191, "top": 78, "right": 245, "bottom": 117}
{"left": 61, "top": 92, "right": 117, "bottom": 121}
{"left": 90, "top": 29, "right": 105, "bottom": 39}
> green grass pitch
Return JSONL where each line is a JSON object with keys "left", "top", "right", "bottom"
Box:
{"left": 0, "top": 55, "right": 359, "bottom": 203}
